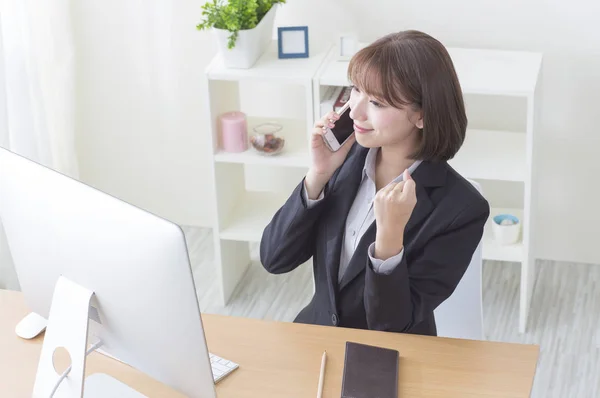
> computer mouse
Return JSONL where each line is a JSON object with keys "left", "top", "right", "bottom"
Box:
{"left": 15, "top": 312, "right": 47, "bottom": 339}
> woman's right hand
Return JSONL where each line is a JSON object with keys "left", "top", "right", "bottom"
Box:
{"left": 304, "top": 111, "right": 356, "bottom": 199}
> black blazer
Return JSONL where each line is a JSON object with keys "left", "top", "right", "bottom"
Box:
{"left": 259, "top": 143, "right": 490, "bottom": 336}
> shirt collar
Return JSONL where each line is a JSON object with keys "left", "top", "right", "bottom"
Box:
{"left": 362, "top": 147, "right": 422, "bottom": 184}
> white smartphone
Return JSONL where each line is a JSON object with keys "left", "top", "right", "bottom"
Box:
{"left": 322, "top": 101, "right": 354, "bottom": 152}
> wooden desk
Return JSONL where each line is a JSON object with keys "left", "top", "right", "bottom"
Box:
{"left": 0, "top": 290, "right": 539, "bottom": 397}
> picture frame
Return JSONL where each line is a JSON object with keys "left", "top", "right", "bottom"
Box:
{"left": 338, "top": 33, "right": 359, "bottom": 61}
{"left": 277, "top": 26, "right": 309, "bottom": 59}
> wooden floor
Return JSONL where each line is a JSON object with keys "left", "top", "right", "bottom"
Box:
{"left": 182, "top": 226, "right": 600, "bottom": 398}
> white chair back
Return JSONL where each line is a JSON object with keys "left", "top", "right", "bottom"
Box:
{"left": 433, "top": 179, "right": 485, "bottom": 340}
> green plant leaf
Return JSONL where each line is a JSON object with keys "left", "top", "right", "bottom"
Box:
{"left": 196, "top": 0, "right": 286, "bottom": 49}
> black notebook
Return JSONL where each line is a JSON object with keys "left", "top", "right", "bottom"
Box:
{"left": 340, "top": 341, "right": 399, "bottom": 398}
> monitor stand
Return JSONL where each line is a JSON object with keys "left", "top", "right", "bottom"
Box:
{"left": 19, "top": 276, "right": 149, "bottom": 398}
{"left": 84, "top": 374, "right": 148, "bottom": 397}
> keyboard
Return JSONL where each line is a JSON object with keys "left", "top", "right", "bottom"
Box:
{"left": 97, "top": 348, "right": 238, "bottom": 384}
{"left": 210, "top": 353, "right": 239, "bottom": 383}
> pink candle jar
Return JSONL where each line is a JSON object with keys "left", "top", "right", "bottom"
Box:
{"left": 219, "top": 111, "right": 248, "bottom": 153}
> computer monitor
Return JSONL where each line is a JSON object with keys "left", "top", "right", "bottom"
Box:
{"left": 0, "top": 146, "right": 217, "bottom": 397}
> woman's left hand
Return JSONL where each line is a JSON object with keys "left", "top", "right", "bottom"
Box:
{"left": 373, "top": 169, "right": 417, "bottom": 260}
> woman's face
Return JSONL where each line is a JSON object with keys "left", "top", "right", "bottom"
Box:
{"left": 347, "top": 85, "right": 423, "bottom": 149}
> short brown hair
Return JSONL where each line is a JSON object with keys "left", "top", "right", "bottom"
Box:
{"left": 348, "top": 30, "right": 467, "bottom": 161}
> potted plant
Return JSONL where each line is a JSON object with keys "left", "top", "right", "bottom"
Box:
{"left": 196, "top": 0, "right": 286, "bottom": 69}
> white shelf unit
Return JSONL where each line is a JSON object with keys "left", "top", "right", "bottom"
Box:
{"left": 204, "top": 43, "right": 329, "bottom": 305}
{"left": 205, "top": 42, "right": 542, "bottom": 333}
{"left": 314, "top": 45, "right": 543, "bottom": 333}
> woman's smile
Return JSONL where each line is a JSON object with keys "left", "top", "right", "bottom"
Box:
{"left": 353, "top": 124, "right": 374, "bottom": 134}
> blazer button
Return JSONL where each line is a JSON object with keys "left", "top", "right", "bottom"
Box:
{"left": 331, "top": 313, "right": 338, "bottom": 326}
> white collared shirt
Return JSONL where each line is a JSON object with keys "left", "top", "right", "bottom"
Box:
{"left": 304, "top": 147, "right": 422, "bottom": 282}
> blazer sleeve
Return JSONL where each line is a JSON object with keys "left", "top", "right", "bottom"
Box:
{"left": 363, "top": 201, "right": 489, "bottom": 332}
{"left": 259, "top": 177, "right": 331, "bottom": 274}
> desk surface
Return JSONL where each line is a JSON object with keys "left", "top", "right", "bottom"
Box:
{"left": 0, "top": 290, "right": 539, "bottom": 397}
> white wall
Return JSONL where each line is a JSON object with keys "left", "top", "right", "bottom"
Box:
{"left": 73, "top": 0, "right": 217, "bottom": 227}
{"left": 74, "top": 0, "right": 600, "bottom": 265}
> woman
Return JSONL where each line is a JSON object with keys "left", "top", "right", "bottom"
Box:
{"left": 259, "top": 30, "right": 490, "bottom": 336}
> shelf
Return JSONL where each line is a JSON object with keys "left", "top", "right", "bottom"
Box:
{"left": 215, "top": 125, "right": 527, "bottom": 180}
{"left": 206, "top": 41, "right": 330, "bottom": 84}
{"left": 316, "top": 47, "right": 351, "bottom": 87}
{"left": 219, "top": 191, "right": 289, "bottom": 242}
{"left": 447, "top": 47, "right": 542, "bottom": 97}
{"left": 219, "top": 191, "right": 525, "bottom": 264}
{"left": 207, "top": 39, "right": 541, "bottom": 333}
{"left": 214, "top": 148, "right": 308, "bottom": 168}
{"left": 316, "top": 45, "right": 542, "bottom": 97}
{"left": 483, "top": 208, "right": 524, "bottom": 262}
{"left": 214, "top": 118, "right": 309, "bottom": 168}
{"left": 449, "top": 129, "right": 526, "bottom": 182}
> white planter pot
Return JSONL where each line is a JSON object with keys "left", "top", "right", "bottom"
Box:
{"left": 491, "top": 214, "right": 521, "bottom": 245}
{"left": 212, "top": 6, "right": 277, "bottom": 69}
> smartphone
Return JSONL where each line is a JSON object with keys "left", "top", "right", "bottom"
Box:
{"left": 322, "top": 101, "right": 354, "bottom": 151}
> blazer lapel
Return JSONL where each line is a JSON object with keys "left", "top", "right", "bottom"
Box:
{"left": 324, "top": 145, "right": 368, "bottom": 299}
{"left": 337, "top": 160, "right": 448, "bottom": 292}
{"left": 337, "top": 223, "right": 376, "bottom": 291}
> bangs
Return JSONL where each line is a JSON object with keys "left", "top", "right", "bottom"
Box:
{"left": 347, "top": 43, "right": 413, "bottom": 109}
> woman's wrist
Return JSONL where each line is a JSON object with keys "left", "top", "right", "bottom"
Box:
{"left": 374, "top": 232, "right": 404, "bottom": 260}
{"left": 304, "top": 169, "right": 332, "bottom": 200}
